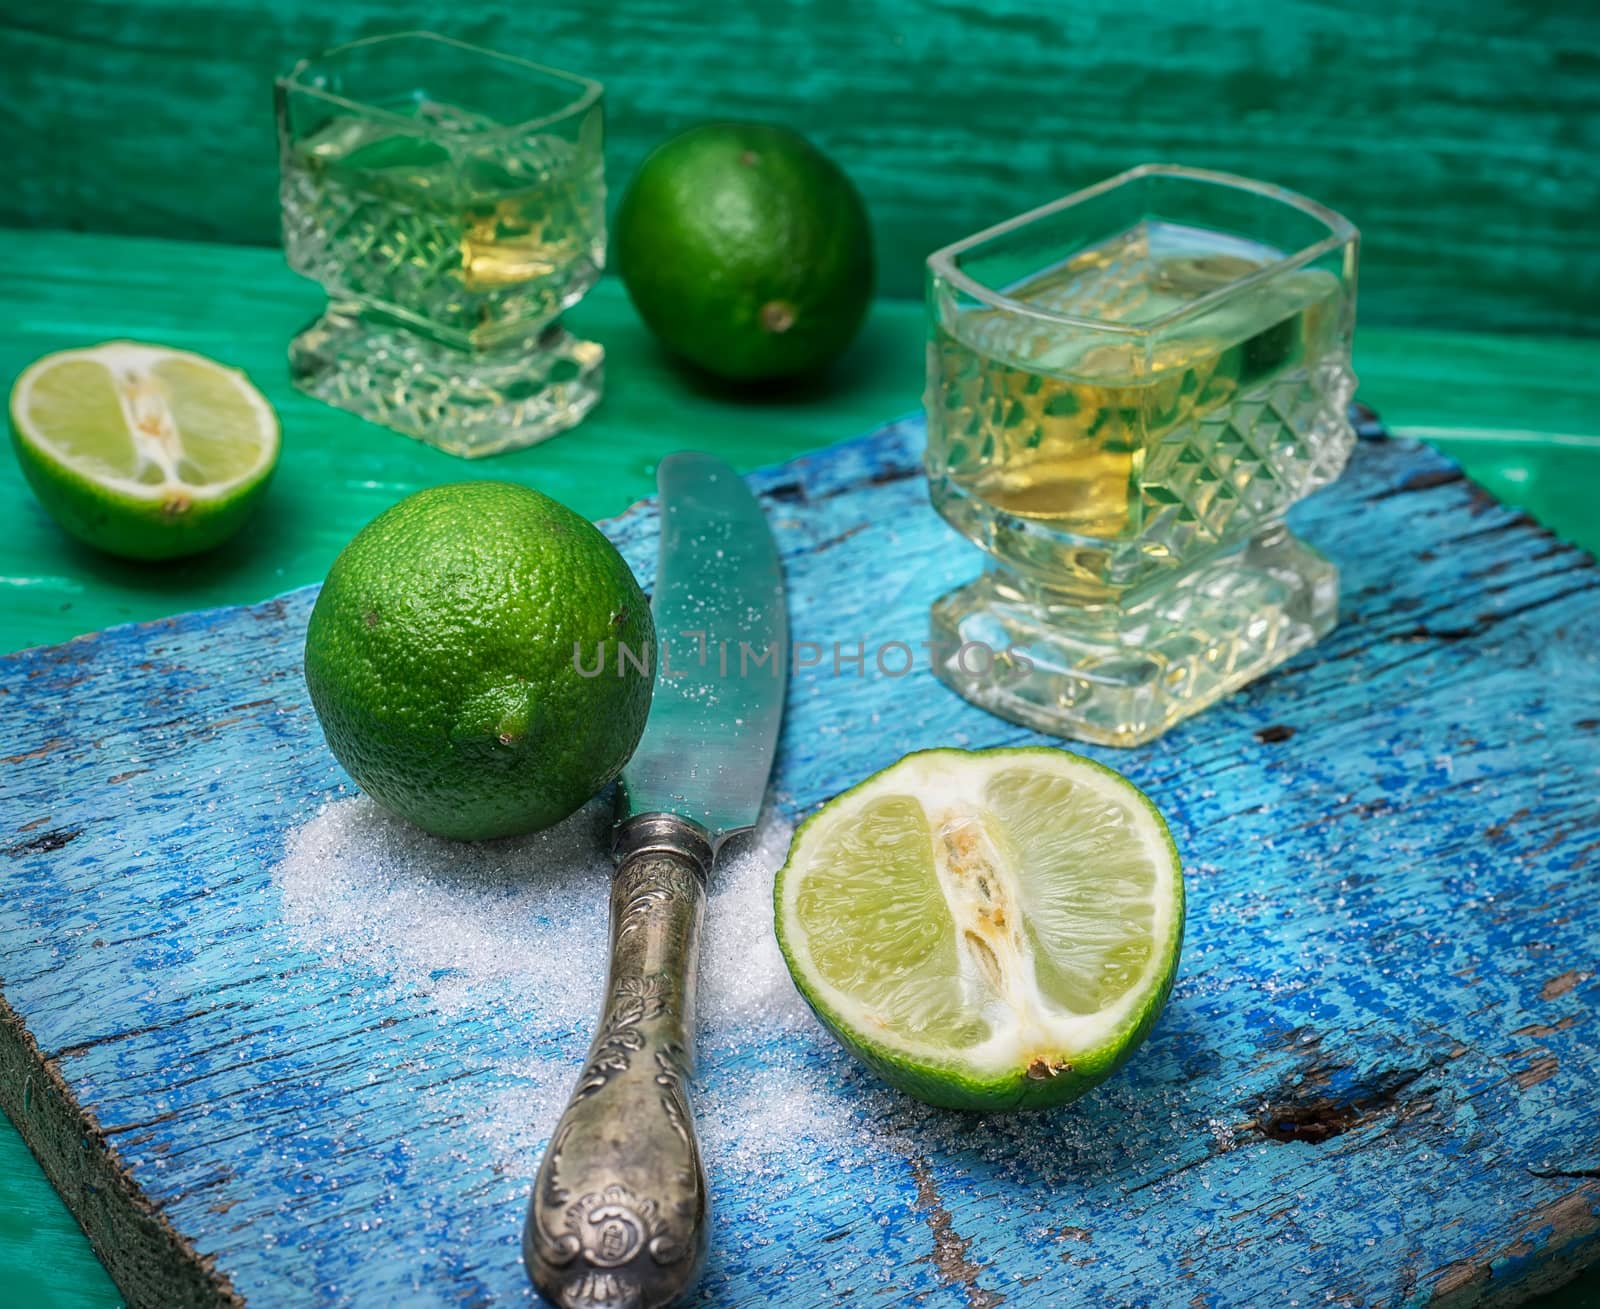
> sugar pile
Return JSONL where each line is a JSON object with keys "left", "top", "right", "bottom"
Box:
{"left": 272, "top": 793, "right": 889, "bottom": 1180}
{"left": 270, "top": 794, "right": 1226, "bottom": 1294}
{"left": 275, "top": 793, "right": 807, "bottom": 1031}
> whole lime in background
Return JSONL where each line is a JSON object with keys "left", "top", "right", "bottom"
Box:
{"left": 615, "top": 122, "right": 874, "bottom": 382}
{"left": 10, "top": 342, "right": 279, "bottom": 561}
{"left": 304, "top": 482, "right": 655, "bottom": 841}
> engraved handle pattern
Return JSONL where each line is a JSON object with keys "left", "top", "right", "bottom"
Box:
{"left": 525, "top": 841, "right": 708, "bottom": 1309}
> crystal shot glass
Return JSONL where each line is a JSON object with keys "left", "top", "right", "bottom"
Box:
{"left": 277, "top": 32, "right": 605, "bottom": 458}
{"left": 924, "top": 165, "right": 1360, "bottom": 746}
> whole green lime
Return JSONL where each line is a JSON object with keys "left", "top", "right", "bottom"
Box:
{"left": 304, "top": 482, "right": 654, "bottom": 841}
{"left": 615, "top": 122, "right": 874, "bottom": 382}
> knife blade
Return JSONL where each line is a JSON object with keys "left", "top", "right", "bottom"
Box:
{"left": 525, "top": 452, "right": 788, "bottom": 1309}
{"left": 619, "top": 450, "right": 789, "bottom": 840}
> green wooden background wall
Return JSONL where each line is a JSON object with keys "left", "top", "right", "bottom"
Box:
{"left": 5, "top": 1, "right": 1598, "bottom": 334}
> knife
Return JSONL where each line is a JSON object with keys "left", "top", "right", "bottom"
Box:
{"left": 524, "top": 452, "right": 788, "bottom": 1309}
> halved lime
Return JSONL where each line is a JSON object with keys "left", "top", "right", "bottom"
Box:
{"left": 9, "top": 341, "right": 280, "bottom": 560}
{"left": 775, "top": 747, "right": 1184, "bottom": 1110}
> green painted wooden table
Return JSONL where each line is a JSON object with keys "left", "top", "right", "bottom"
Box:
{"left": 6, "top": 232, "right": 1600, "bottom": 655}
{"left": 2, "top": 230, "right": 1599, "bottom": 1306}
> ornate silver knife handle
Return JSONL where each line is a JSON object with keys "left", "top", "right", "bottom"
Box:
{"left": 525, "top": 814, "right": 712, "bottom": 1309}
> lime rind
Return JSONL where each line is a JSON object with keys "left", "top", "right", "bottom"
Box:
{"left": 11, "top": 341, "right": 279, "bottom": 504}
{"left": 10, "top": 341, "right": 280, "bottom": 561}
{"left": 303, "top": 481, "right": 656, "bottom": 841}
{"left": 774, "top": 746, "right": 1184, "bottom": 1111}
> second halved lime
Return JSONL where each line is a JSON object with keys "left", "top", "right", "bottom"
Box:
{"left": 775, "top": 747, "right": 1184, "bottom": 1110}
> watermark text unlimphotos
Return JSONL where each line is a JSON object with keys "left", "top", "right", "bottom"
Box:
{"left": 574, "top": 631, "right": 1033, "bottom": 682}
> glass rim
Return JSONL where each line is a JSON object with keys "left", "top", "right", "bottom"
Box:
{"left": 926, "top": 163, "right": 1359, "bottom": 337}
{"left": 277, "top": 30, "right": 603, "bottom": 138}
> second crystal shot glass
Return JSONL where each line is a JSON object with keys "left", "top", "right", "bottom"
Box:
{"left": 924, "top": 165, "right": 1361, "bottom": 746}
{"left": 277, "top": 32, "right": 606, "bottom": 457}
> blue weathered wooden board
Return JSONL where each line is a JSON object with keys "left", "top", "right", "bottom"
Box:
{"left": 2, "top": 416, "right": 1598, "bottom": 1308}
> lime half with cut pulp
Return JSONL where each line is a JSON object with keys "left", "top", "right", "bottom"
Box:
{"left": 9, "top": 341, "right": 280, "bottom": 560}
{"left": 775, "top": 747, "right": 1184, "bottom": 1110}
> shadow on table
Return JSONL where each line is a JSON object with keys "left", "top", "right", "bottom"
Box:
{"left": 43, "top": 493, "right": 304, "bottom": 610}
{"left": 642, "top": 311, "right": 920, "bottom": 413}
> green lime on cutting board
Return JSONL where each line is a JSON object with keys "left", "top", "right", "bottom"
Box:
{"left": 304, "top": 481, "right": 655, "bottom": 842}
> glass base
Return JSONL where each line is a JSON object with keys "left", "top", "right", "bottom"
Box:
{"left": 288, "top": 305, "right": 603, "bottom": 458}
{"left": 930, "top": 526, "right": 1338, "bottom": 747}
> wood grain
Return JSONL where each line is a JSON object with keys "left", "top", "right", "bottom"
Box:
{"left": 3, "top": 2, "right": 1599, "bottom": 330}
{"left": 2, "top": 415, "right": 1597, "bottom": 1306}
{"left": 4, "top": 231, "right": 1599, "bottom": 657}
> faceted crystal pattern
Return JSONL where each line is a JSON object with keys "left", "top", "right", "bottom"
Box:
{"left": 924, "top": 195, "right": 1359, "bottom": 743}
{"left": 278, "top": 105, "right": 606, "bottom": 455}
{"left": 932, "top": 526, "right": 1339, "bottom": 747}
{"left": 1135, "top": 356, "right": 1357, "bottom": 572}
{"left": 289, "top": 307, "right": 602, "bottom": 458}
{"left": 930, "top": 355, "right": 1356, "bottom": 598}
{"left": 279, "top": 137, "right": 603, "bottom": 349}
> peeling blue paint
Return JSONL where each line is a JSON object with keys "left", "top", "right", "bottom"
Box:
{"left": 1, "top": 418, "right": 1597, "bottom": 1306}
